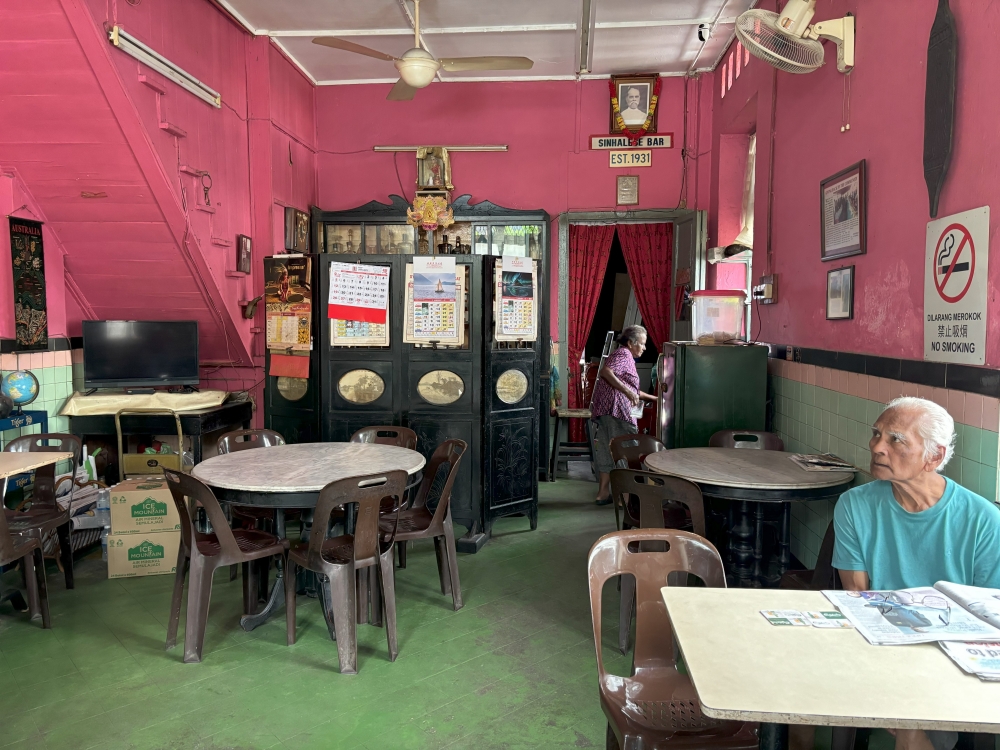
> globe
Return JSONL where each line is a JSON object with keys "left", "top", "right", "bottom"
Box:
{"left": 1, "top": 370, "right": 40, "bottom": 409}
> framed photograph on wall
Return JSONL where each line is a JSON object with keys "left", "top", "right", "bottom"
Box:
{"left": 610, "top": 75, "right": 658, "bottom": 134}
{"left": 820, "top": 160, "right": 866, "bottom": 261}
{"left": 236, "top": 234, "right": 252, "bottom": 274}
{"left": 826, "top": 265, "right": 855, "bottom": 320}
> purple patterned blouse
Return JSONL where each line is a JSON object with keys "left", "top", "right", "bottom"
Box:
{"left": 591, "top": 346, "right": 640, "bottom": 424}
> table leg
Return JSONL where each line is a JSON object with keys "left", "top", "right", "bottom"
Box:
{"left": 730, "top": 501, "right": 755, "bottom": 587}
{"left": 240, "top": 509, "right": 287, "bottom": 633}
{"left": 752, "top": 503, "right": 766, "bottom": 587}
{"left": 759, "top": 723, "right": 788, "bottom": 750}
{"left": 778, "top": 502, "right": 792, "bottom": 577}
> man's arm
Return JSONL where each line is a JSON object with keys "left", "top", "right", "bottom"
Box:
{"left": 838, "top": 569, "right": 869, "bottom": 591}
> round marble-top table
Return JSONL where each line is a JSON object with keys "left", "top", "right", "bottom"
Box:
{"left": 644, "top": 448, "right": 854, "bottom": 587}
{"left": 192, "top": 442, "right": 425, "bottom": 505}
{"left": 192, "top": 442, "right": 426, "bottom": 630}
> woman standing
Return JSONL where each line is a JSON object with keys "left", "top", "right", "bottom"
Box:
{"left": 590, "top": 325, "right": 657, "bottom": 505}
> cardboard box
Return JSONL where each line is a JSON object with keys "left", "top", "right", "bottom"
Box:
{"left": 109, "top": 477, "right": 181, "bottom": 535}
{"left": 107, "top": 531, "right": 181, "bottom": 579}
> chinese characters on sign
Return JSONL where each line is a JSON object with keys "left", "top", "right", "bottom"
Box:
{"left": 924, "top": 207, "right": 989, "bottom": 365}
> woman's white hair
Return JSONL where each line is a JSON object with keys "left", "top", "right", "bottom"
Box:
{"left": 882, "top": 396, "right": 956, "bottom": 470}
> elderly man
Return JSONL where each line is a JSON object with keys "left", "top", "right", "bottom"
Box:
{"left": 620, "top": 86, "right": 647, "bottom": 126}
{"left": 792, "top": 397, "right": 1000, "bottom": 750}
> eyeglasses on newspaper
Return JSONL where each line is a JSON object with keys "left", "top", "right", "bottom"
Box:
{"left": 865, "top": 591, "right": 951, "bottom": 626}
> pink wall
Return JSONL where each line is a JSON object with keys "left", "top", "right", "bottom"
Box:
{"left": 315, "top": 77, "right": 704, "bottom": 340}
{"left": 714, "top": 0, "right": 1000, "bottom": 365}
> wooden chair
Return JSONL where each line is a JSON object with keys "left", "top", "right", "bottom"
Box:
{"left": 588, "top": 529, "right": 757, "bottom": 750}
{"left": 0, "top": 503, "right": 49, "bottom": 628}
{"left": 708, "top": 430, "right": 784, "bottom": 451}
{"left": 378, "top": 439, "right": 466, "bottom": 611}
{"left": 350, "top": 426, "right": 417, "bottom": 450}
{"left": 3, "top": 434, "right": 82, "bottom": 589}
{"left": 610, "top": 468, "right": 705, "bottom": 655}
{"left": 163, "top": 469, "right": 288, "bottom": 663}
{"left": 286, "top": 470, "right": 407, "bottom": 674}
{"left": 609, "top": 433, "right": 665, "bottom": 471}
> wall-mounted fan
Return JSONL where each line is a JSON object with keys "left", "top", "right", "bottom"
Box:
{"left": 736, "top": 0, "right": 855, "bottom": 74}
{"left": 312, "top": 0, "right": 534, "bottom": 100}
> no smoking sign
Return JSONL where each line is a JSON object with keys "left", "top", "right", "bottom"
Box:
{"left": 924, "top": 207, "right": 989, "bottom": 365}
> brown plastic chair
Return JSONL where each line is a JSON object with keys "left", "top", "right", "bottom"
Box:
{"left": 379, "top": 439, "right": 466, "bottom": 611}
{"left": 350, "top": 426, "right": 418, "bottom": 450}
{"left": 3, "top": 434, "right": 82, "bottom": 589}
{"left": 588, "top": 528, "right": 758, "bottom": 750}
{"left": 781, "top": 520, "right": 837, "bottom": 591}
{"left": 611, "top": 469, "right": 706, "bottom": 655}
{"left": 609, "top": 433, "right": 666, "bottom": 470}
{"left": 162, "top": 469, "right": 289, "bottom": 663}
{"left": 0, "top": 503, "right": 49, "bottom": 628}
{"left": 217, "top": 428, "right": 285, "bottom": 453}
{"left": 285, "top": 470, "right": 407, "bottom": 674}
{"left": 708, "top": 430, "right": 784, "bottom": 451}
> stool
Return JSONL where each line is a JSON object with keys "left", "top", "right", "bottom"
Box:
{"left": 549, "top": 408, "right": 594, "bottom": 481}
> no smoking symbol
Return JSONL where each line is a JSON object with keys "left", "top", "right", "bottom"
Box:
{"left": 933, "top": 223, "right": 976, "bottom": 303}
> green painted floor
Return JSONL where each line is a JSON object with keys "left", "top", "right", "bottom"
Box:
{"left": 0, "top": 479, "right": 632, "bottom": 750}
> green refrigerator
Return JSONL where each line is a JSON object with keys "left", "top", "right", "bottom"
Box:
{"left": 656, "top": 343, "right": 769, "bottom": 448}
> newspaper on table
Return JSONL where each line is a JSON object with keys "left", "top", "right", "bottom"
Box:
{"left": 789, "top": 453, "right": 855, "bottom": 472}
{"left": 823, "top": 583, "right": 1000, "bottom": 646}
{"left": 939, "top": 641, "right": 1000, "bottom": 682}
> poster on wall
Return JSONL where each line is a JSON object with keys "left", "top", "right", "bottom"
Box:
{"left": 264, "top": 256, "right": 312, "bottom": 352}
{"left": 820, "top": 160, "right": 867, "bottom": 261}
{"left": 494, "top": 257, "right": 537, "bottom": 341}
{"left": 924, "top": 206, "right": 989, "bottom": 365}
{"left": 8, "top": 218, "right": 48, "bottom": 351}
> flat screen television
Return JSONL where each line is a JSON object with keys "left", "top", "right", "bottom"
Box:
{"left": 82, "top": 320, "right": 199, "bottom": 389}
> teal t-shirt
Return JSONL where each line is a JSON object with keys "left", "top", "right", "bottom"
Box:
{"left": 832, "top": 478, "right": 1000, "bottom": 590}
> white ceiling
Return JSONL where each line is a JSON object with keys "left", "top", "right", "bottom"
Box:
{"left": 214, "top": 0, "right": 756, "bottom": 85}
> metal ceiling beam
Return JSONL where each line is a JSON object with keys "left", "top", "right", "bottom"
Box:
{"left": 578, "top": 0, "right": 597, "bottom": 74}
{"left": 267, "top": 19, "right": 738, "bottom": 38}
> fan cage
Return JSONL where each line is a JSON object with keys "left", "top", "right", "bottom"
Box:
{"left": 735, "top": 9, "right": 825, "bottom": 74}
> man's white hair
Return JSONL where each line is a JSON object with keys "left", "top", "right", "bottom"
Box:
{"left": 881, "top": 396, "right": 956, "bottom": 470}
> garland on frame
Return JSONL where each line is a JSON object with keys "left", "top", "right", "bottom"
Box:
{"left": 609, "top": 76, "right": 662, "bottom": 146}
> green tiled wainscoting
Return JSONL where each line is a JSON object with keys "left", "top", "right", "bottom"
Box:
{"left": 1, "top": 351, "right": 76, "bottom": 449}
{"left": 769, "top": 360, "right": 1000, "bottom": 569}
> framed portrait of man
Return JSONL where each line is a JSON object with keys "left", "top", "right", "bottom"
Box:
{"left": 611, "top": 75, "right": 658, "bottom": 134}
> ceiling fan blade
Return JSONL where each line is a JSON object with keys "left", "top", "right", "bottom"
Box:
{"left": 387, "top": 79, "right": 418, "bottom": 101}
{"left": 312, "top": 37, "right": 397, "bottom": 62}
{"left": 438, "top": 56, "right": 534, "bottom": 72}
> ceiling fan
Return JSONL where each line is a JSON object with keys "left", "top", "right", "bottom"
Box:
{"left": 312, "top": 0, "right": 534, "bottom": 101}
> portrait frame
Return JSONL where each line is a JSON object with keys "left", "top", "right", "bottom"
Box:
{"left": 610, "top": 75, "right": 659, "bottom": 134}
{"left": 826, "top": 265, "right": 855, "bottom": 320}
{"left": 236, "top": 234, "right": 252, "bottom": 274}
{"left": 820, "top": 160, "right": 867, "bottom": 261}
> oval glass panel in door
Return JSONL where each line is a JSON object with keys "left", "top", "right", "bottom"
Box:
{"left": 276, "top": 376, "right": 308, "bottom": 402}
{"left": 417, "top": 370, "right": 465, "bottom": 405}
{"left": 338, "top": 369, "right": 385, "bottom": 404}
{"left": 496, "top": 369, "right": 529, "bottom": 404}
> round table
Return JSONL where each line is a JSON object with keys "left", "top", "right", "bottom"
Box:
{"left": 192, "top": 442, "right": 426, "bottom": 629}
{"left": 643, "top": 448, "right": 854, "bottom": 587}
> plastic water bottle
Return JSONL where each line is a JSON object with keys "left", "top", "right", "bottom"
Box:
{"left": 96, "top": 488, "right": 111, "bottom": 528}
{"left": 101, "top": 528, "right": 109, "bottom": 562}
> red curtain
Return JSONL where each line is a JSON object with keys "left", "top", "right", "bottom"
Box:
{"left": 617, "top": 223, "right": 674, "bottom": 353}
{"left": 568, "top": 224, "right": 615, "bottom": 441}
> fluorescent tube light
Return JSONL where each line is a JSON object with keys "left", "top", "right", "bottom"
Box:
{"left": 109, "top": 26, "right": 221, "bottom": 108}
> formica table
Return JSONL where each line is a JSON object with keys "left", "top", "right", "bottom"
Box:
{"left": 661, "top": 588, "right": 1000, "bottom": 749}
{"left": 644, "top": 448, "right": 854, "bottom": 586}
{"left": 1, "top": 452, "right": 73, "bottom": 616}
{"left": 192, "top": 442, "right": 426, "bottom": 630}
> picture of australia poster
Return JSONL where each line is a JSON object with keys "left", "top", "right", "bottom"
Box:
{"left": 9, "top": 218, "right": 48, "bottom": 350}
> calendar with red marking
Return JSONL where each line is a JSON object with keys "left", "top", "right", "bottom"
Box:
{"left": 327, "top": 262, "right": 390, "bottom": 324}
